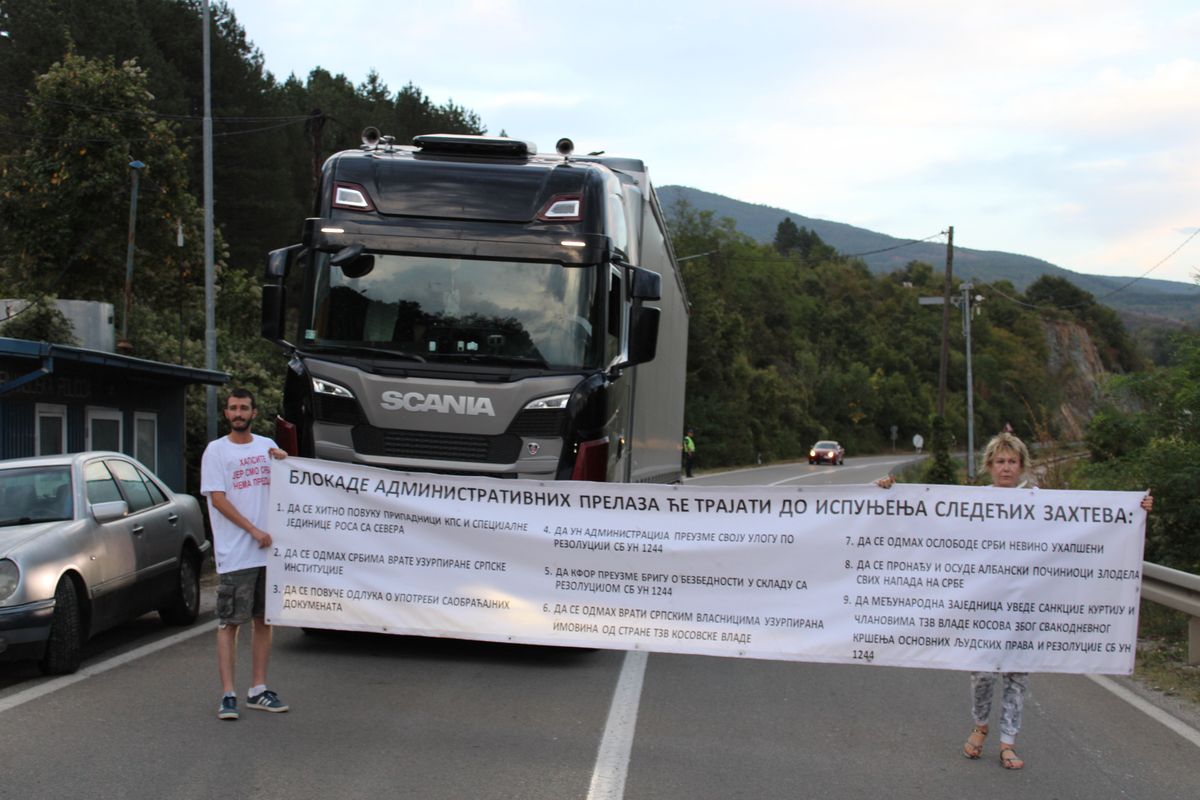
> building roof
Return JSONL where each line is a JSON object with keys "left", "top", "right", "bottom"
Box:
{"left": 0, "top": 337, "right": 228, "bottom": 395}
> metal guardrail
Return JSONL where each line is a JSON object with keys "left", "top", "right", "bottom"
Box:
{"left": 1142, "top": 561, "right": 1200, "bottom": 665}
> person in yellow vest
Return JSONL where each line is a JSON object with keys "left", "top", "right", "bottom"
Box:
{"left": 682, "top": 428, "right": 696, "bottom": 478}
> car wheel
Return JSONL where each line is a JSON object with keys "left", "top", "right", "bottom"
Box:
{"left": 159, "top": 551, "right": 201, "bottom": 625}
{"left": 40, "top": 578, "right": 83, "bottom": 675}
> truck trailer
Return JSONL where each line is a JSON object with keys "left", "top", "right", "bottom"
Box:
{"left": 262, "top": 132, "right": 688, "bottom": 484}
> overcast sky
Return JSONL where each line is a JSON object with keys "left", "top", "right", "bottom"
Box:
{"left": 229, "top": 0, "right": 1199, "bottom": 284}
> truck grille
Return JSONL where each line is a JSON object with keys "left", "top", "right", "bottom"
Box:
{"left": 508, "top": 409, "right": 565, "bottom": 437}
{"left": 352, "top": 427, "right": 521, "bottom": 463}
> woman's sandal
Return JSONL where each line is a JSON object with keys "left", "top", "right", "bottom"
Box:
{"left": 963, "top": 724, "right": 988, "bottom": 759}
{"left": 999, "top": 744, "right": 1025, "bottom": 770}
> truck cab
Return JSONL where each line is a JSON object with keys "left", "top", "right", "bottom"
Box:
{"left": 263, "top": 133, "right": 687, "bottom": 484}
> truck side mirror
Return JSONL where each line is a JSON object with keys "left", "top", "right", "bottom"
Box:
{"left": 262, "top": 285, "right": 285, "bottom": 342}
{"left": 263, "top": 245, "right": 301, "bottom": 343}
{"left": 331, "top": 244, "right": 375, "bottom": 279}
{"left": 629, "top": 267, "right": 661, "bottom": 301}
{"left": 626, "top": 306, "right": 660, "bottom": 366}
{"left": 266, "top": 244, "right": 300, "bottom": 280}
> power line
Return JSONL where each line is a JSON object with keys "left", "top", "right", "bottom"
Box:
{"left": 1090, "top": 227, "right": 1199, "bottom": 299}
{"left": 962, "top": 226, "right": 1199, "bottom": 312}
{"left": 0, "top": 89, "right": 312, "bottom": 124}
{"left": 842, "top": 231, "right": 946, "bottom": 258}
{"left": 0, "top": 117, "right": 308, "bottom": 145}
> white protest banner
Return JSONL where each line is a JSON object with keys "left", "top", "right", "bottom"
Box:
{"left": 265, "top": 458, "right": 1148, "bottom": 674}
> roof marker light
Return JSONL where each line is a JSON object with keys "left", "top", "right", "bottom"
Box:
{"left": 561, "top": 240, "right": 587, "bottom": 248}
{"left": 333, "top": 182, "right": 375, "bottom": 211}
{"left": 537, "top": 194, "right": 582, "bottom": 222}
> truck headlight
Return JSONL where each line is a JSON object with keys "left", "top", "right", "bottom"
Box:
{"left": 313, "top": 377, "right": 355, "bottom": 398}
{"left": 0, "top": 559, "right": 18, "bottom": 602}
{"left": 523, "top": 394, "right": 570, "bottom": 411}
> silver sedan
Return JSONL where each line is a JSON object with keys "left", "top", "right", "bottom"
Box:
{"left": 0, "top": 451, "right": 209, "bottom": 674}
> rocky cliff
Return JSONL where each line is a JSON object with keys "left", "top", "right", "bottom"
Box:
{"left": 1043, "top": 320, "right": 1108, "bottom": 440}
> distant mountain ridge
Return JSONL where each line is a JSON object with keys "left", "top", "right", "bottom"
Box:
{"left": 658, "top": 186, "right": 1199, "bottom": 326}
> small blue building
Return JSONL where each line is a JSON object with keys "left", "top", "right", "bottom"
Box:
{"left": 0, "top": 337, "right": 227, "bottom": 492}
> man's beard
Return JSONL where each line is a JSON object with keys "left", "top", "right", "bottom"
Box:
{"left": 229, "top": 417, "right": 252, "bottom": 432}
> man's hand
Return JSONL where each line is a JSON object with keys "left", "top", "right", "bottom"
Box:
{"left": 251, "top": 527, "right": 273, "bottom": 549}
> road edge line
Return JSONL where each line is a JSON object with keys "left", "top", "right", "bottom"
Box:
{"left": 0, "top": 620, "right": 216, "bottom": 714}
{"left": 1086, "top": 673, "right": 1200, "bottom": 748}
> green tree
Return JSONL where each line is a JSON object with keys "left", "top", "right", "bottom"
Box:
{"left": 0, "top": 295, "right": 78, "bottom": 344}
{"left": 0, "top": 50, "right": 204, "bottom": 338}
{"left": 773, "top": 216, "right": 801, "bottom": 254}
{"left": 1077, "top": 332, "right": 1200, "bottom": 569}
{"left": 923, "top": 414, "right": 958, "bottom": 484}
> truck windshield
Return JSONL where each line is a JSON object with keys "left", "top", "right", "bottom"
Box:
{"left": 307, "top": 253, "right": 600, "bottom": 369}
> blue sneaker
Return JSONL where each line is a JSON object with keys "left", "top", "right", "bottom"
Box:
{"left": 246, "top": 689, "right": 289, "bottom": 713}
{"left": 218, "top": 695, "right": 239, "bottom": 720}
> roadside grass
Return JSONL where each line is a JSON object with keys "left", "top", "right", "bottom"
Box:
{"left": 1135, "top": 602, "right": 1200, "bottom": 706}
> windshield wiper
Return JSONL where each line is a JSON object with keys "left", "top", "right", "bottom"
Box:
{"left": 0, "top": 517, "right": 35, "bottom": 527}
{"left": 303, "top": 344, "right": 426, "bottom": 363}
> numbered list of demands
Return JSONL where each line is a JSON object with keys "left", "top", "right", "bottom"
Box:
{"left": 265, "top": 458, "right": 1148, "bottom": 674}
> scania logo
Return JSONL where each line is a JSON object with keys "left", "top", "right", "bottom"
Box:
{"left": 379, "top": 390, "right": 496, "bottom": 416}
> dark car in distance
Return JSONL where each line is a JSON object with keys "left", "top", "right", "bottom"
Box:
{"left": 809, "top": 440, "right": 845, "bottom": 465}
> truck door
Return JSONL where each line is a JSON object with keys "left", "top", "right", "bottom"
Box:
{"left": 606, "top": 263, "right": 633, "bottom": 481}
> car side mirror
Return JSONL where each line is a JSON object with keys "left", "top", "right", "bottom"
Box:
{"left": 91, "top": 500, "right": 128, "bottom": 522}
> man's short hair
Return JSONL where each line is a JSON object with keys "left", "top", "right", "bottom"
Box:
{"left": 227, "top": 387, "right": 256, "bottom": 408}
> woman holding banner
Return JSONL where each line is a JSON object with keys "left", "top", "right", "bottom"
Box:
{"left": 877, "top": 431, "right": 1153, "bottom": 770}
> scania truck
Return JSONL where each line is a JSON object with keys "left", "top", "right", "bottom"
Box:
{"left": 261, "top": 132, "right": 688, "bottom": 484}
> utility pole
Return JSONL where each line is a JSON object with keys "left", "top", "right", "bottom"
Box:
{"left": 962, "top": 283, "right": 981, "bottom": 480}
{"left": 202, "top": 0, "right": 217, "bottom": 441}
{"left": 308, "top": 109, "right": 325, "bottom": 192}
{"left": 119, "top": 160, "right": 146, "bottom": 354}
{"left": 922, "top": 282, "right": 984, "bottom": 478}
{"left": 937, "top": 226, "right": 953, "bottom": 415}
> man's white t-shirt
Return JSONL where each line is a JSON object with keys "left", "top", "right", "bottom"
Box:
{"left": 201, "top": 433, "right": 278, "bottom": 574}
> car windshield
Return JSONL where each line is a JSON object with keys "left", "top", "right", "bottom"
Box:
{"left": 814, "top": 441, "right": 838, "bottom": 449}
{"left": 306, "top": 253, "right": 601, "bottom": 370}
{"left": 0, "top": 466, "right": 73, "bottom": 525}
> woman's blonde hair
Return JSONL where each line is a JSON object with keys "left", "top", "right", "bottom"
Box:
{"left": 981, "top": 431, "right": 1030, "bottom": 470}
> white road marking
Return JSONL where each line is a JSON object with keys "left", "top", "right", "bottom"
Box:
{"left": 767, "top": 459, "right": 911, "bottom": 486}
{"left": 587, "top": 649, "right": 649, "bottom": 800}
{"left": 1086, "top": 674, "right": 1200, "bottom": 748}
{"left": 0, "top": 620, "right": 216, "bottom": 714}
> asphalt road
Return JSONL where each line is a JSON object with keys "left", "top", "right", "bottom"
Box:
{"left": 2, "top": 454, "right": 1198, "bottom": 799}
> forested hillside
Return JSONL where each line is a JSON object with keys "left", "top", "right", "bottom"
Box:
{"left": 666, "top": 200, "right": 1142, "bottom": 466}
{"left": 659, "top": 186, "right": 1200, "bottom": 328}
